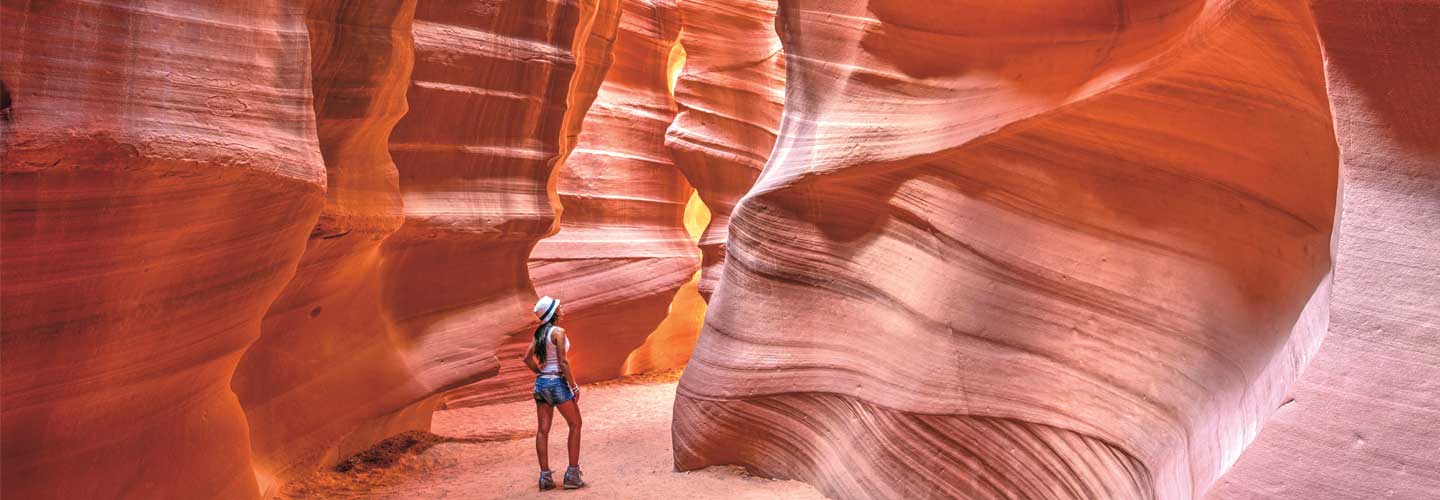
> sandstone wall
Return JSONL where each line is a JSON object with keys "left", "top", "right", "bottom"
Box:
{"left": 2, "top": 0, "right": 622, "bottom": 497}
{"left": 673, "top": 0, "right": 1342, "bottom": 498}
{"left": 2, "top": 2, "right": 324, "bottom": 498}
{"left": 527, "top": 0, "right": 694, "bottom": 384}
{"left": 1208, "top": 0, "right": 1440, "bottom": 498}
{"left": 444, "top": 0, "right": 692, "bottom": 408}
{"left": 231, "top": 1, "right": 417, "bottom": 495}
{"left": 663, "top": 0, "right": 785, "bottom": 300}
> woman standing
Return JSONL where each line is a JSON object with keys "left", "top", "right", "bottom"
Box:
{"left": 523, "top": 295, "right": 585, "bottom": 491}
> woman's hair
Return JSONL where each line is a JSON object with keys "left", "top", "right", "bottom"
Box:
{"left": 533, "top": 319, "right": 553, "bottom": 363}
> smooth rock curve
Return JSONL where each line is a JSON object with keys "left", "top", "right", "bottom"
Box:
{"left": 663, "top": 0, "right": 785, "bottom": 300}
{"left": 674, "top": 0, "right": 1341, "bottom": 498}
{"left": 1, "top": 2, "right": 324, "bottom": 498}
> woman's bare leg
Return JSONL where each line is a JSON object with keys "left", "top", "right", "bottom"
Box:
{"left": 555, "top": 399, "right": 582, "bottom": 467}
{"left": 536, "top": 402, "right": 555, "bottom": 470}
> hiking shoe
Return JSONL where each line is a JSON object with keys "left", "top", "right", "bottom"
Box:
{"left": 539, "top": 470, "right": 556, "bottom": 491}
{"left": 563, "top": 466, "right": 586, "bottom": 489}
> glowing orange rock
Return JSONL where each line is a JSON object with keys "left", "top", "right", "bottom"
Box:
{"left": 2, "top": 2, "right": 324, "bottom": 498}
{"left": 673, "top": 1, "right": 1341, "bottom": 498}
{"left": 1209, "top": 1, "right": 1440, "bottom": 497}
{"left": 664, "top": 0, "right": 785, "bottom": 300}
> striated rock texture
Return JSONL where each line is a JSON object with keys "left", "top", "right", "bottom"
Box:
{"left": 1, "top": 2, "right": 324, "bottom": 499}
{"left": 387, "top": 0, "right": 623, "bottom": 409}
{"left": 444, "top": 0, "right": 693, "bottom": 409}
{"left": 527, "top": 0, "right": 694, "bottom": 384}
{"left": 663, "top": 0, "right": 785, "bottom": 300}
{"left": 3, "top": 0, "right": 624, "bottom": 497}
{"left": 623, "top": 193, "right": 714, "bottom": 374}
{"left": 1208, "top": 1, "right": 1440, "bottom": 498}
{"left": 230, "top": 1, "right": 416, "bottom": 496}
{"left": 674, "top": 1, "right": 1341, "bottom": 499}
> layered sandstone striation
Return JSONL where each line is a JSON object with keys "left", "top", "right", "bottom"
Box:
{"left": 1, "top": 2, "right": 324, "bottom": 498}
{"left": 3, "top": 0, "right": 622, "bottom": 497}
{"left": 663, "top": 0, "right": 785, "bottom": 299}
{"left": 1208, "top": 1, "right": 1440, "bottom": 498}
{"left": 445, "top": 0, "right": 694, "bottom": 409}
{"left": 674, "top": 0, "right": 1342, "bottom": 499}
{"left": 387, "top": 0, "right": 623, "bottom": 410}
{"left": 622, "top": 193, "right": 714, "bottom": 374}
{"left": 527, "top": 0, "right": 694, "bottom": 384}
{"left": 230, "top": 1, "right": 417, "bottom": 496}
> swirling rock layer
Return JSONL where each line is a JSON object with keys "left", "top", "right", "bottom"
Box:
{"left": 527, "top": 0, "right": 694, "bottom": 384}
{"left": 1208, "top": 1, "right": 1440, "bottom": 498}
{"left": 445, "top": 0, "right": 694, "bottom": 408}
{"left": 623, "top": 193, "right": 714, "bottom": 374}
{"left": 230, "top": 1, "right": 416, "bottom": 496}
{"left": 1, "top": 2, "right": 324, "bottom": 498}
{"left": 663, "top": 0, "right": 785, "bottom": 299}
{"left": 390, "top": 0, "right": 624, "bottom": 410}
{"left": 3, "top": 0, "right": 622, "bottom": 497}
{"left": 674, "top": 0, "right": 1340, "bottom": 498}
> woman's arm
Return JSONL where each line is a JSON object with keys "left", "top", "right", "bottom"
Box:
{"left": 521, "top": 335, "right": 541, "bottom": 374}
{"left": 552, "top": 327, "right": 579, "bottom": 394}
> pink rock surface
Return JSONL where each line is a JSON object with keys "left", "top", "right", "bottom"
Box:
{"left": 3, "top": 0, "right": 622, "bottom": 497}
{"left": 527, "top": 0, "right": 695, "bottom": 384}
{"left": 663, "top": 0, "right": 785, "bottom": 300}
{"left": 1, "top": 2, "right": 324, "bottom": 498}
{"left": 230, "top": 2, "right": 418, "bottom": 496}
{"left": 624, "top": 194, "right": 715, "bottom": 375}
{"left": 674, "top": 1, "right": 1342, "bottom": 498}
{"left": 1208, "top": 1, "right": 1440, "bottom": 498}
{"left": 389, "top": 0, "right": 624, "bottom": 410}
{"left": 445, "top": 0, "right": 696, "bottom": 407}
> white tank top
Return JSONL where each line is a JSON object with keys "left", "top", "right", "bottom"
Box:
{"left": 541, "top": 325, "right": 569, "bottom": 375}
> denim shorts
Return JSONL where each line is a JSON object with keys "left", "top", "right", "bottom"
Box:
{"left": 533, "top": 376, "right": 575, "bottom": 406}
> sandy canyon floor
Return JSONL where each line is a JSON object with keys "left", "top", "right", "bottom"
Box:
{"left": 279, "top": 371, "right": 827, "bottom": 499}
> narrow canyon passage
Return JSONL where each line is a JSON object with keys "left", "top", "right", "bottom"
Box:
{"left": 277, "top": 372, "right": 826, "bottom": 500}
{"left": 5, "top": 0, "right": 1436, "bottom": 498}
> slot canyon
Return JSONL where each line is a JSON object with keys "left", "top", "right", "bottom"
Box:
{"left": 1, "top": 1, "right": 1435, "bottom": 500}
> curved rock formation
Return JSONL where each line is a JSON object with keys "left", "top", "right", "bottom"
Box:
{"left": 444, "top": 0, "right": 695, "bottom": 407}
{"left": 674, "top": 1, "right": 1340, "bottom": 499}
{"left": 230, "top": 1, "right": 416, "bottom": 496}
{"left": 526, "top": 0, "right": 694, "bottom": 384}
{"left": 623, "top": 193, "right": 714, "bottom": 374}
{"left": 386, "top": 0, "right": 623, "bottom": 407}
{"left": 1, "top": 2, "right": 324, "bottom": 499}
{"left": 1208, "top": 1, "right": 1440, "bottom": 498}
{"left": 663, "top": 0, "right": 785, "bottom": 300}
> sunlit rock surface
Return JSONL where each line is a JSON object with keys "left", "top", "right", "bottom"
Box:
{"left": 1, "top": 2, "right": 324, "bottom": 498}
{"left": 663, "top": 0, "right": 785, "bottom": 300}
{"left": 1208, "top": 1, "right": 1440, "bottom": 498}
{"left": 2, "top": 0, "right": 621, "bottom": 497}
{"left": 673, "top": 0, "right": 1342, "bottom": 498}
{"left": 231, "top": 1, "right": 417, "bottom": 496}
{"left": 527, "top": 0, "right": 694, "bottom": 383}
{"left": 623, "top": 193, "right": 714, "bottom": 375}
{"left": 444, "top": 0, "right": 694, "bottom": 408}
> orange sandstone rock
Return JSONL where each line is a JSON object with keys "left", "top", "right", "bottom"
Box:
{"left": 527, "top": 0, "right": 695, "bottom": 384}
{"left": 1, "top": 2, "right": 324, "bottom": 498}
{"left": 389, "top": 0, "right": 624, "bottom": 410}
{"left": 664, "top": 0, "right": 785, "bottom": 300}
{"left": 1208, "top": 1, "right": 1440, "bottom": 498}
{"left": 445, "top": 0, "right": 694, "bottom": 408}
{"left": 231, "top": 1, "right": 417, "bottom": 496}
{"left": 673, "top": 1, "right": 1341, "bottom": 498}
{"left": 623, "top": 193, "right": 714, "bottom": 374}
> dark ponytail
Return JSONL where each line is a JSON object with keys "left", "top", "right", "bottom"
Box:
{"left": 533, "top": 321, "right": 553, "bottom": 362}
